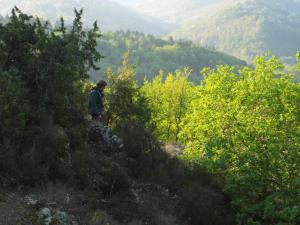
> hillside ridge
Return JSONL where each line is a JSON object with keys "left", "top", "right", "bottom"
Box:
{"left": 0, "top": 0, "right": 176, "bottom": 35}
{"left": 170, "top": 0, "right": 300, "bottom": 62}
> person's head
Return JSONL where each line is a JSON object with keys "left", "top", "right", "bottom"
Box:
{"left": 96, "top": 80, "right": 107, "bottom": 91}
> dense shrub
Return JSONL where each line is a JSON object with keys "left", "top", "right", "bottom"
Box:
{"left": 0, "top": 8, "right": 101, "bottom": 185}
{"left": 142, "top": 68, "right": 195, "bottom": 142}
{"left": 105, "top": 53, "right": 158, "bottom": 163}
{"left": 181, "top": 56, "right": 300, "bottom": 225}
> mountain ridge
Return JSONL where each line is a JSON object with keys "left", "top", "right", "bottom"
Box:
{"left": 170, "top": 0, "right": 300, "bottom": 62}
{"left": 133, "top": 0, "right": 223, "bottom": 24}
{"left": 1, "top": 0, "right": 299, "bottom": 63}
{"left": 0, "top": 0, "right": 176, "bottom": 35}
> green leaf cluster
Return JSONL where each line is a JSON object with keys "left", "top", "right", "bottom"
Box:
{"left": 105, "top": 52, "right": 151, "bottom": 126}
{"left": 297, "top": 52, "right": 300, "bottom": 70}
{"left": 142, "top": 68, "right": 195, "bottom": 142}
{"left": 179, "top": 56, "right": 300, "bottom": 224}
{"left": 0, "top": 8, "right": 102, "bottom": 124}
{"left": 0, "top": 8, "right": 102, "bottom": 181}
{"left": 141, "top": 54, "right": 300, "bottom": 224}
{"left": 105, "top": 52, "right": 158, "bottom": 158}
{"left": 0, "top": 70, "right": 30, "bottom": 147}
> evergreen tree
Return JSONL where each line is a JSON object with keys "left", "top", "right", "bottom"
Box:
{"left": 0, "top": 8, "right": 102, "bottom": 183}
{"left": 105, "top": 52, "right": 157, "bottom": 161}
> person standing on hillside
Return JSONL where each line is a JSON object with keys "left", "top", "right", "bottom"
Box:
{"left": 88, "top": 80, "right": 123, "bottom": 148}
{"left": 89, "top": 80, "right": 107, "bottom": 122}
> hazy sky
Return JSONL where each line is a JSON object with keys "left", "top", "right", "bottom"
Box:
{"left": 110, "top": 0, "right": 141, "bottom": 7}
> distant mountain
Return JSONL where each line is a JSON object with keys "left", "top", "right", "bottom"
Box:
{"left": 134, "top": 0, "right": 222, "bottom": 24}
{"left": 0, "top": 0, "right": 175, "bottom": 36}
{"left": 2, "top": 0, "right": 299, "bottom": 64}
{"left": 92, "top": 30, "right": 246, "bottom": 82}
{"left": 171, "top": 0, "right": 300, "bottom": 62}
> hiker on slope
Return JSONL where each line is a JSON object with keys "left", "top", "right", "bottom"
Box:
{"left": 88, "top": 80, "right": 123, "bottom": 148}
{"left": 89, "top": 80, "right": 107, "bottom": 122}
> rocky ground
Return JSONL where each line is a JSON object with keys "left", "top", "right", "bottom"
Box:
{"left": 0, "top": 121, "right": 234, "bottom": 225}
{"left": 0, "top": 182, "right": 182, "bottom": 225}
{"left": 0, "top": 121, "right": 185, "bottom": 225}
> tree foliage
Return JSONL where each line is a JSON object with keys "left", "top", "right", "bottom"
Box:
{"left": 0, "top": 7, "right": 101, "bottom": 122}
{"left": 0, "top": 70, "right": 30, "bottom": 148}
{"left": 1, "top": 6, "right": 300, "bottom": 225}
{"left": 180, "top": 56, "right": 300, "bottom": 225}
{"left": 142, "top": 68, "right": 195, "bottom": 142}
{"left": 105, "top": 52, "right": 151, "bottom": 126}
{"left": 105, "top": 52, "right": 157, "bottom": 160}
{"left": 297, "top": 52, "right": 300, "bottom": 70}
{"left": 139, "top": 54, "right": 300, "bottom": 224}
{"left": 0, "top": 8, "right": 102, "bottom": 182}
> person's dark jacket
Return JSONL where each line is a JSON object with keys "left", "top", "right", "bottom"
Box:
{"left": 89, "top": 88, "right": 104, "bottom": 118}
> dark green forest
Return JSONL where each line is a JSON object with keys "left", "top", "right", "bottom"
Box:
{"left": 0, "top": 8, "right": 300, "bottom": 225}
{"left": 93, "top": 30, "right": 246, "bottom": 82}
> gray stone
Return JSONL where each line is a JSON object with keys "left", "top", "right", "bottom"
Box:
{"left": 38, "top": 208, "right": 52, "bottom": 225}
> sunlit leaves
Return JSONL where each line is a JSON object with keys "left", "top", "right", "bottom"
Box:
{"left": 181, "top": 56, "right": 300, "bottom": 224}
{"left": 142, "top": 68, "right": 194, "bottom": 142}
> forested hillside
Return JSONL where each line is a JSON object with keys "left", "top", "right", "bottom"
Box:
{"left": 0, "top": 0, "right": 175, "bottom": 35}
{"left": 2, "top": 0, "right": 299, "bottom": 64}
{"left": 93, "top": 30, "right": 246, "bottom": 82}
{"left": 1, "top": 5, "right": 300, "bottom": 225}
{"left": 143, "top": 55, "right": 300, "bottom": 225}
{"left": 0, "top": 10, "right": 236, "bottom": 225}
{"left": 171, "top": 0, "right": 300, "bottom": 62}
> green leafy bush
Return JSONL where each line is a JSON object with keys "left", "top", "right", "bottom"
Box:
{"left": 142, "top": 68, "right": 195, "bottom": 142}
{"left": 0, "top": 70, "right": 30, "bottom": 143}
{"left": 105, "top": 53, "right": 157, "bottom": 160}
{"left": 0, "top": 8, "right": 101, "bottom": 184}
{"left": 181, "top": 56, "right": 300, "bottom": 225}
{"left": 0, "top": 70, "right": 30, "bottom": 177}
